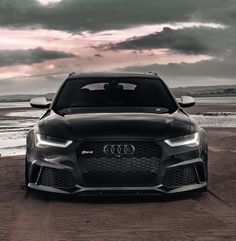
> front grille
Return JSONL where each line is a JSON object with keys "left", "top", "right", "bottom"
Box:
{"left": 77, "top": 140, "right": 162, "bottom": 187}
{"left": 163, "top": 166, "right": 197, "bottom": 188}
{"left": 39, "top": 167, "right": 75, "bottom": 189}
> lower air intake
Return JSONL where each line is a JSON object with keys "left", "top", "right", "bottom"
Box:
{"left": 163, "top": 166, "right": 197, "bottom": 188}
{"left": 39, "top": 167, "right": 75, "bottom": 189}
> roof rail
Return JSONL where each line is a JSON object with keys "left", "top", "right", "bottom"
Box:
{"left": 68, "top": 72, "right": 76, "bottom": 77}
{"left": 146, "top": 71, "right": 158, "bottom": 76}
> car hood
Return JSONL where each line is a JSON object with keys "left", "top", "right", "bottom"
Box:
{"left": 41, "top": 110, "right": 192, "bottom": 141}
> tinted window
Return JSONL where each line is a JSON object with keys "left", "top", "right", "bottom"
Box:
{"left": 54, "top": 77, "right": 177, "bottom": 111}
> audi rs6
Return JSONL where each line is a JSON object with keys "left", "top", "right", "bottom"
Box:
{"left": 26, "top": 72, "right": 208, "bottom": 195}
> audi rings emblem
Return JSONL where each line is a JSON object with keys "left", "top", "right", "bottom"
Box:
{"left": 103, "top": 144, "right": 135, "bottom": 155}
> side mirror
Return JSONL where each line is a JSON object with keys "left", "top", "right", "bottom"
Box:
{"left": 30, "top": 97, "right": 50, "bottom": 109}
{"left": 179, "top": 96, "right": 195, "bottom": 108}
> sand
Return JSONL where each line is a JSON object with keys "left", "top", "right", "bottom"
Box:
{"left": 0, "top": 127, "right": 235, "bottom": 241}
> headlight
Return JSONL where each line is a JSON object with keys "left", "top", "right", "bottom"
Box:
{"left": 164, "top": 132, "right": 200, "bottom": 148}
{"left": 35, "top": 134, "right": 73, "bottom": 148}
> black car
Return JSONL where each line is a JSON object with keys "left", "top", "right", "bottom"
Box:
{"left": 26, "top": 72, "right": 208, "bottom": 195}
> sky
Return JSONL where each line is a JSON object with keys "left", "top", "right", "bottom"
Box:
{"left": 0, "top": 0, "right": 236, "bottom": 94}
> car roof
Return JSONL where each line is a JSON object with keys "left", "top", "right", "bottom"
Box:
{"left": 67, "top": 72, "right": 161, "bottom": 80}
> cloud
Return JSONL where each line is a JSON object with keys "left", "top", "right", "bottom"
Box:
{"left": 37, "top": 0, "right": 62, "bottom": 5}
{"left": 0, "top": 0, "right": 235, "bottom": 32}
{"left": 118, "top": 49, "right": 236, "bottom": 79}
{"left": 0, "top": 47, "right": 76, "bottom": 67}
{"left": 109, "top": 27, "right": 208, "bottom": 55}
{"left": 108, "top": 26, "right": 235, "bottom": 56}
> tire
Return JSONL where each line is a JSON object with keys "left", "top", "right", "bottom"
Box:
{"left": 25, "top": 158, "right": 29, "bottom": 191}
{"left": 202, "top": 185, "right": 208, "bottom": 192}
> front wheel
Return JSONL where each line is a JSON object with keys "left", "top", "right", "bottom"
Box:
{"left": 201, "top": 185, "right": 208, "bottom": 192}
{"left": 25, "top": 158, "right": 29, "bottom": 191}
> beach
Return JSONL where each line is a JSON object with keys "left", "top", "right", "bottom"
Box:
{"left": 0, "top": 97, "right": 236, "bottom": 240}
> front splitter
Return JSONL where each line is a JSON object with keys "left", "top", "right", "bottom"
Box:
{"left": 28, "top": 182, "right": 207, "bottom": 195}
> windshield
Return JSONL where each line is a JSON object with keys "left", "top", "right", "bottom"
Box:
{"left": 54, "top": 77, "right": 177, "bottom": 112}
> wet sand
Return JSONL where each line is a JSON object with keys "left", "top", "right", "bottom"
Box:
{"left": 187, "top": 104, "right": 236, "bottom": 114}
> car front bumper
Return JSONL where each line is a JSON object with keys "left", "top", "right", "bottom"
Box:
{"left": 27, "top": 154, "right": 207, "bottom": 195}
{"left": 26, "top": 135, "right": 208, "bottom": 195}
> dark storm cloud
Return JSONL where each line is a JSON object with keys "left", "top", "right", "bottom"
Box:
{"left": 118, "top": 49, "right": 236, "bottom": 79}
{"left": 0, "top": 0, "right": 235, "bottom": 32}
{"left": 109, "top": 27, "right": 209, "bottom": 54}
{"left": 109, "top": 26, "right": 236, "bottom": 56}
{"left": 0, "top": 47, "right": 76, "bottom": 67}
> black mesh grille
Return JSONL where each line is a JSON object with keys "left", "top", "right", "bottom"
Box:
{"left": 39, "top": 167, "right": 75, "bottom": 189}
{"left": 163, "top": 166, "right": 196, "bottom": 188}
{"left": 77, "top": 140, "right": 162, "bottom": 187}
{"left": 30, "top": 165, "right": 41, "bottom": 183}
